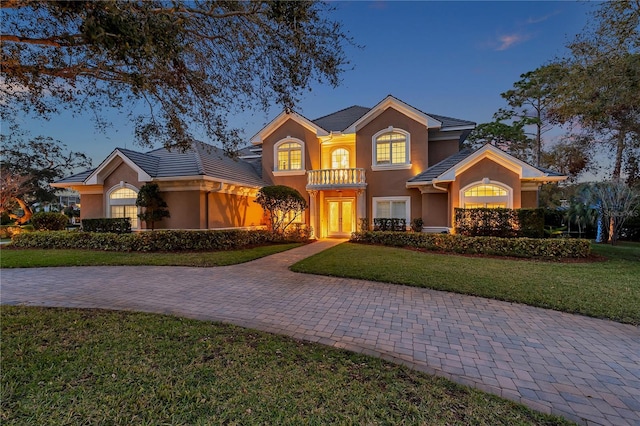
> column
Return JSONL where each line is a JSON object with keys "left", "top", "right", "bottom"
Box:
{"left": 308, "top": 190, "right": 318, "bottom": 239}
{"left": 356, "top": 189, "right": 366, "bottom": 231}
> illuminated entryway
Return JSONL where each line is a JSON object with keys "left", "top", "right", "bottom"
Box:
{"left": 326, "top": 198, "right": 354, "bottom": 237}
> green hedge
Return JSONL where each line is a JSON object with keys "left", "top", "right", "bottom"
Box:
{"left": 351, "top": 231, "right": 591, "bottom": 258}
{"left": 455, "top": 208, "right": 544, "bottom": 238}
{"left": 373, "top": 218, "right": 407, "bottom": 231}
{"left": 0, "top": 225, "right": 34, "bottom": 239}
{"left": 11, "top": 229, "right": 297, "bottom": 252}
{"left": 82, "top": 218, "right": 132, "bottom": 234}
{"left": 31, "top": 212, "right": 69, "bottom": 231}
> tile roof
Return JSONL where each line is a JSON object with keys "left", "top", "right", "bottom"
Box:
{"left": 408, "top": 144, "right": 567, "bottom": 184}
{"left": 408, "top": 149, "right": 475, "bottom": 183}
{"left": 54, "top": 168, "right": 95, "bottom": 183}
{"left": 57, "top": 141, "right": 268, "bottom": 188}
{"left": 425, "top": 113, "right": 476, "bottom": 129}
{"left": 312, "top": 105, "right": 370, "bottom": 132}
{"left": 311, "top": 100, "right": 475, "bottom": 133}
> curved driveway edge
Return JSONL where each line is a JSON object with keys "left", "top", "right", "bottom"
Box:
{"left": 2, "top": 240, "right": 639, "bottom": 426}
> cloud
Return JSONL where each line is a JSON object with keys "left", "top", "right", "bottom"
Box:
{"left": 526, "top": 10, "right": 561, "bottom": 25}
{"left": 495, "top": 33, "right": 531, "bottom": 51}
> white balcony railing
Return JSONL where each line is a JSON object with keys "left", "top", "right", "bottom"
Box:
{"left": 306, "top": 168, "right": 366, "bottom": 189}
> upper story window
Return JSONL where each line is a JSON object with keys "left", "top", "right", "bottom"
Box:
{"left": 460, "top": 182, "right": 512, "bottom": 209}
{"left": 273, "top": 137, "right": 305, "bottom": 176}
{"left": 372, "top": 127, "right": 411, "bottom": 171}
{"left": 331, "top": 148, "right": 350, "bottom": 169}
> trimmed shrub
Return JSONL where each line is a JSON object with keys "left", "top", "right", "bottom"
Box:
{"left": 351, "top": 231, "right": 591, "bottom": 259}
{"left": 410, "top": 218, "right": 424, "bottom": 232}
{"left": 31, "top": 212, "right": 69, "bottom": 231}
{"left": 455, "top": 208, "right": 544, "bottom": 238}
{"left": 10, "top": 229, "right": 300, "bottom": 252}
{"left": 82, "top": 218, "right": 132, "bottom": 234}
{"left": 373, "top": 218, "right": 407, "bottom": 232}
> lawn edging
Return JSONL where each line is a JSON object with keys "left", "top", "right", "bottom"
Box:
{"left": 351, "top": 231, "right": 591, "bottom": 259}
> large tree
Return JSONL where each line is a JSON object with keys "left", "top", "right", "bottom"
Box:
{"left": 0, "top": 133, "right": 91, "bottom": 224}
{"left": 465, "top": 120, "right": 533, "bottom": 162}
{"left": 496, "top": 65, "right": 562, "bottom": 167}
{"left": 1, "top": 1, "right": 351, "bottom": 154}
{"left": 546, "top": 1, "right": 640, "bottom": 179}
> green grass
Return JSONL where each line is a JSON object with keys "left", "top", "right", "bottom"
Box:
{"left": 1, "top": 306, "right": 571, "bottom": 425}
{"left": 0, "top": 243, "right": 302, "bottom": 268}
{"left": 291, "top": 242, "right": 640, "bottom": 325}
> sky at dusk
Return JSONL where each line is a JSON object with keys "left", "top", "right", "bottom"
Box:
{"left": 10, "top": 1, "right": 597, "bottom": 169}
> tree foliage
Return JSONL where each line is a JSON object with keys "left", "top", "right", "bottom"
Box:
{"left": 546, "top": 1, "right": 640, "bottom": 179}
{"left": 465, "top": 121, "right": 532, "bottom": 162}
{"left": 496, "top": 66, "right": 562, "bottom": 166}
{"left": 135, "top": 183, "right": 170, "bottom": 231}
{"left": 1, "top": 0, "right": 351, "bottom": 154}
{"left": 583, "top": 180, "right": 639, "bottom": 244}
{"left": 255, "top": 185, "right": 307, "bottom": 234}
{"left": 0, "top": 132, "right": 91, "bottom": 224}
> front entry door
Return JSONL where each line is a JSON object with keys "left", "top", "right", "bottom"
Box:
{"left": 327, "top": 199, "right": 354, "bottom": 237}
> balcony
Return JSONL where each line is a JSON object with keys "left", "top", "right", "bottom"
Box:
{"left": 306, "top": 168, "right": 367, "bottom": 190}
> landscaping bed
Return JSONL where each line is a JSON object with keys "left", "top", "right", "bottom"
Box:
{"left": 351, "top": 231, "right": 591, "bottom": 259}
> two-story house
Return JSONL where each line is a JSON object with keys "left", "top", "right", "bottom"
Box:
{"left": 53, "top": 95, "right": 565, "bottom": 235}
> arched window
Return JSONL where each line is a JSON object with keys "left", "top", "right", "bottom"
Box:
{"left": 331, "top": 148, "right": 350, "bottom": 169}
{"left": 372, "top": 127, "right": 410, "bottom": 170}
{"left": 274, "top": 138, "right": 305, "bottom": 175}
{"left": 107, "top": 184, "right": 139, "bottom": 228}
{"left": 460, "top": 181, "right": 512, "bottom": 209}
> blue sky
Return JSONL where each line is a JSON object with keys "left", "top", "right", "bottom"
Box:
{"left": 13, "top": 1, "right": 596, "bottom": 167}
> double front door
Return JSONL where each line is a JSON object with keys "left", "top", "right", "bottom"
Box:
{"left": 327, "top": 198, "right": 354, "bottom": 237}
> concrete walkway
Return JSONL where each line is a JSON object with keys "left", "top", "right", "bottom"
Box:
{"left": 2, "top": 240, "right": 639, "bottom": 425}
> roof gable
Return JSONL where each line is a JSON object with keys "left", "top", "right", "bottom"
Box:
{"left": 85, "top": 148, "right": 155, "bottom": 185}
{"left": 408, "top": 144, "right": 567, "bottom": 185}
{"left": 344, "top": 95, "right": 444, "bottom": 133}
{"left": 250, "top": 110, "right": 329, "bottom": 144}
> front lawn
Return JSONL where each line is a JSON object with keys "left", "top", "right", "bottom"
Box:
{"left": 0, "top": 243, "right": 302, "bottom": 268}
{"left": 291, "top": 242, "right": 640, "bottom": 325}
{"left": 1, "top": 306, "right": 571, "bottom": 425}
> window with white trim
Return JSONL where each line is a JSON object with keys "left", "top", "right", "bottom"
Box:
{"left": 460, "top": 182, "right": 511, "bottom": 209}
{"left": 108, "top": 186, "right": 139, "bottom": 228}
{"left": 274, "top": 138, "right": 305, "bottom": 174}
{"left": 372, "top": 196, "right": 411, "bottom": 222}
{"left": 372, "top": 128, "right": 410, "bottom": 170}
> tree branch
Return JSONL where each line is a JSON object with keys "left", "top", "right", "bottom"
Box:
{"left": 1, "top": 34, "right": 84, "bottom": 48}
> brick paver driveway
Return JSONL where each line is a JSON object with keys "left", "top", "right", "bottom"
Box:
{"left": 2, "top": 240, "right": 639, "bottom": 425}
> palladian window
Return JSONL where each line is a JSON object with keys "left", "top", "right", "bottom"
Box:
{"left": 461, "top": 183, "right": 511, "bottom": 209}
{"left": 108, "top": 186, "right": 139, "bottom": 228}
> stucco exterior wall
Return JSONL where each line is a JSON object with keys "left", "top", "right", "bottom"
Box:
{"left": 422, "top": 191, "right": 449, "bottom": 227}
{"left": 261, "top": 118, "right": 319, "bottom": 224}
{"left": 79, "top": 193, "right": 103, "bottom": 220}
{"left": 152, "top": 190, "right": 202, "bottom": 229}
{"left": 452, "top": 158, "right": 522, "bottom": 209}
{"left": 355, "top": 107, "right": 427, "bottom": 221}
{"left": 208, "top": 192, "right": 264, "bottom": 228}
{"left": 103, "top": 162, "right": 143, "bottom": 194}
{"left": 521, "top": 190, "right": 538, "bottom": 208}
{"left": 428, "top": 138, "right": 460, "bottom": 167}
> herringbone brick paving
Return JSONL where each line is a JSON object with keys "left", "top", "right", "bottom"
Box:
{"left": 2, "top": 240, "right": 639, "bottom": 425}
